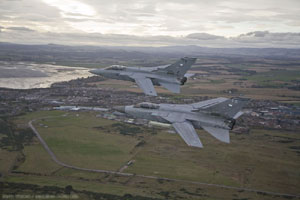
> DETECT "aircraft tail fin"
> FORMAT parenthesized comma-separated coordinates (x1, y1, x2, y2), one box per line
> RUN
(163, 57, 197, 77)
(204, 97, 249, 119)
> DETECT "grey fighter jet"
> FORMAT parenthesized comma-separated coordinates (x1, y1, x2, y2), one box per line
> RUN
(89, 57, 197, 96)
(114, 97, 248, 148)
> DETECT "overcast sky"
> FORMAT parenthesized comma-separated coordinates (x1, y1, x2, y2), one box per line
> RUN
(0, 0, 300, 47)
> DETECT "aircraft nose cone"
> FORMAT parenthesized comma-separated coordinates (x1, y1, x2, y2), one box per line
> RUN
(113, 106, 126, 113)
(89, 69, 98, 75)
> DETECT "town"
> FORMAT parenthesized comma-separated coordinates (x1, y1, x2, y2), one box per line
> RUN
(1, 76, 299, 133)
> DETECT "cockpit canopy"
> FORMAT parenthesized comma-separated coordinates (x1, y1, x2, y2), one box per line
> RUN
(105, 65, 125, 70)
(134, 102, 159, 109)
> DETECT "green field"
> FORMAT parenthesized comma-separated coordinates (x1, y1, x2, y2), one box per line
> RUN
(125, 129, 300, 194)
(22, 112, 142, 171)
(244, 70, 300, 88)
(246, 70, 300, 82)
(2, 110, 299, 199)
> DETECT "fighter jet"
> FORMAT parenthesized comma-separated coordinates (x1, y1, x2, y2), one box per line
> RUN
(89, 57, 197, 96)
(114, 97, 248, 148)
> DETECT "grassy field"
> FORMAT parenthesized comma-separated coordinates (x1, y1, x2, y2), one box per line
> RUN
(24, 112, 141, 171)
(125, 129, 300, 194)
(3, 110, 299, 199)
(17, 144, 61, 174)
(0, 149, 19, 174)
(5, 172, 293, 200)
(246, 70, 300, 82)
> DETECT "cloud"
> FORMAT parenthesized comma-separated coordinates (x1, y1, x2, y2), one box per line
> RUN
(186, 33, 225, 40)
(0, 0, 299, 47)
(242, 31, 270, 37)
(42, 0, 96, 16)
(6, 26, 35, 32)
(1, 27, 299, 48)
(1, 0, 300, 37)
(234, 31, 300, 46)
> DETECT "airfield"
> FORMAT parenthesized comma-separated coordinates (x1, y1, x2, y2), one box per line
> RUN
(1, 56, 300, 200)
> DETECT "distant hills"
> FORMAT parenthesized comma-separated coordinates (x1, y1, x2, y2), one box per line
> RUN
(0, 42, 299, 66)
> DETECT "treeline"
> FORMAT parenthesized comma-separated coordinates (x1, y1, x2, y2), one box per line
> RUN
(111, 123, 142, 136)
(2, 182, 162, 200)
(0, 118, 35, 151)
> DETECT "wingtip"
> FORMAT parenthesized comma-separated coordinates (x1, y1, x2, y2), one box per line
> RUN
(190, 144, 203, 148)
(190, 140, 204, 148)
(223, 138, 230, 144)
(146, 92, 157, 96)
(182, 57, 197, 62)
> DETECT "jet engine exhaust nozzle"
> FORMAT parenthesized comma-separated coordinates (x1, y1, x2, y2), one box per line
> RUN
(113, 106, 126, 113)
(226, 119, 236, 130)
(180, 77, 187, 85)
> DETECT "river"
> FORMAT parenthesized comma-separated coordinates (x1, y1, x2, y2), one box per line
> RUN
(0, 61, 92, 89)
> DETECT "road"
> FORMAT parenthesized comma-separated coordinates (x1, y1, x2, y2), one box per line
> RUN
(29, 118, 300, 199)
(29, 119, 133, 177)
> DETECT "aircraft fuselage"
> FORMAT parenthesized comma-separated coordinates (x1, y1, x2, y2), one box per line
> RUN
(123, 105, 235, 131)
(91, 67, 181, 86)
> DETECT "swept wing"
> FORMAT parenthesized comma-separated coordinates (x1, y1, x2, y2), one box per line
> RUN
(153, 112, 203, 148)
(131, 75, 157, 96)
(172, 121, 203, 148)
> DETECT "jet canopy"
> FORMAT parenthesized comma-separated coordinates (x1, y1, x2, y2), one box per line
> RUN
(134, 102, 159, 109)
(105, 65, 125, 70)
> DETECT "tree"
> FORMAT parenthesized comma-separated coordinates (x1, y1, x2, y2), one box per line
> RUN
(65, 185, 73, 194)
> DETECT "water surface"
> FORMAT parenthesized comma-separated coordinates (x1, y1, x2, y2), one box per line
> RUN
(0, 61, 92, 89)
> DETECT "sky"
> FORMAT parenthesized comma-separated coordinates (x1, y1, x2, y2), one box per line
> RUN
(0, 0, 300, 47)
